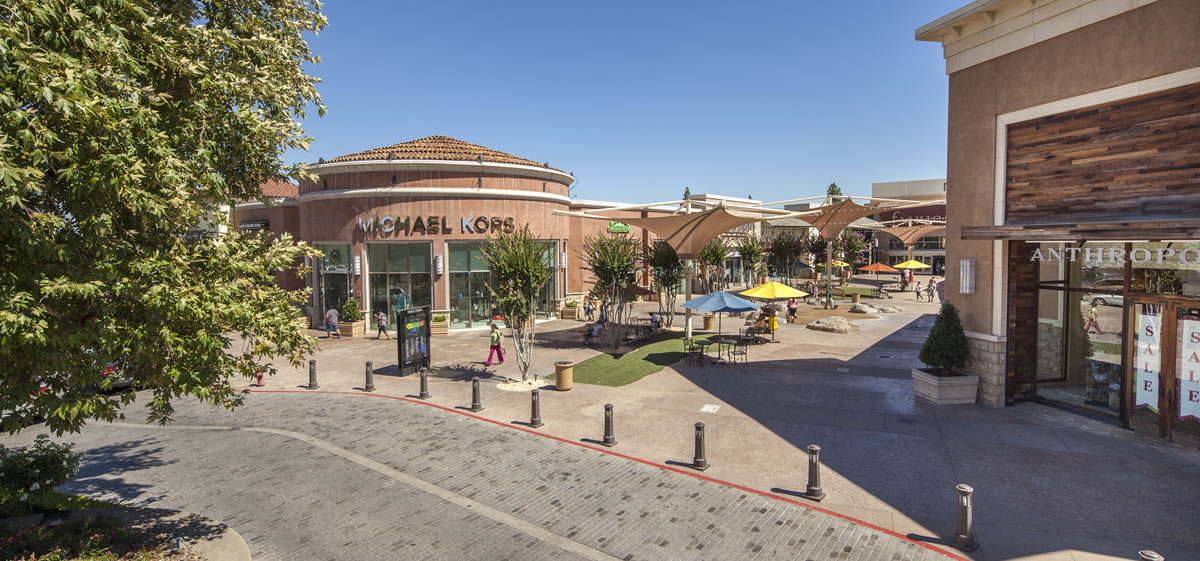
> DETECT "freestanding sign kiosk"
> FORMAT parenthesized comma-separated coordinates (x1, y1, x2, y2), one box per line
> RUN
(396, 306, 431, 376)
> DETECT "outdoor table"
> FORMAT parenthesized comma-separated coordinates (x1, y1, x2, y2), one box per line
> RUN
(713, 338, 739, 363)
(695, 339, 715, 360)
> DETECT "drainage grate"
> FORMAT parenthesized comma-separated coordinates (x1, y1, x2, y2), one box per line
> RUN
(836, 367, 849, 373)
(877, 355, 892, 359)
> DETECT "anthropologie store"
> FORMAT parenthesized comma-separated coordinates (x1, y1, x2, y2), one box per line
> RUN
(919, 0, 1200, 445)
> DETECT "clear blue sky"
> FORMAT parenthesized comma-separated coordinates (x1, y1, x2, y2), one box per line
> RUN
(285, 1, 965, 204)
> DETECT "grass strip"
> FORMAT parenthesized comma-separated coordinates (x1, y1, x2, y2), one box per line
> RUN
(550, 332, 719, 387)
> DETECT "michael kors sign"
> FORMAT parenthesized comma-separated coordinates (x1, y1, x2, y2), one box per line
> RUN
(358, 215, 515, 236)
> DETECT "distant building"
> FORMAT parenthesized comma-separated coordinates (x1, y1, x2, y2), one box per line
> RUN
(871, 179, 946, 272)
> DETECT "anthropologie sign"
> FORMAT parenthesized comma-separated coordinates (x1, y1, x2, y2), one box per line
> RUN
(357, 215, 515, 236)
(1030, 246, 1200, 265)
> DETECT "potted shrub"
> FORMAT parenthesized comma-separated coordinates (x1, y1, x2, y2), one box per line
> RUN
(339, 299, 366, 337)
(913, 302, 977, 405)
(430, 314, 450, 336)
(560, 301, 579, 320)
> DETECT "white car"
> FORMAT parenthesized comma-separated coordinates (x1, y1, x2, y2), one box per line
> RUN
(1082, 278, 1124, 307)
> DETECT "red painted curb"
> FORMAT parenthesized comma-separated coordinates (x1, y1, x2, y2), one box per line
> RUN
(249, 388, 971, 560)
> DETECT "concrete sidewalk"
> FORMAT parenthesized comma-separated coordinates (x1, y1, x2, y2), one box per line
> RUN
(255, 294, 1200, 560)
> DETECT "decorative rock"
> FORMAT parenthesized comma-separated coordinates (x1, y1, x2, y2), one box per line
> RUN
(875, 305, 900, 313)
(807, 316, 854, 334)
(850, 302, 900, 314)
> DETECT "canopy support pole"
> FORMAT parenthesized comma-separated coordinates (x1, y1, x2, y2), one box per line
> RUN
(824, 244, 834, 309)
(685, 259, 694, 340)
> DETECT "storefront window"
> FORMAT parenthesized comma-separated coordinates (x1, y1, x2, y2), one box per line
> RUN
(315, 243, 351, 326)
(448, 242, 492, 328)
(366, 243, 432, 329)
(1130, 242, 1200, 297)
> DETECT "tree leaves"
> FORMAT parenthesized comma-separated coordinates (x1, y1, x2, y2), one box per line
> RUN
(0, 0, 325, 434)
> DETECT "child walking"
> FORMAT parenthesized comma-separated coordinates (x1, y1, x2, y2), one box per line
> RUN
(914, 281, 924, 301)
(486, 324, 505, 366)
(375, 310, 390, 340)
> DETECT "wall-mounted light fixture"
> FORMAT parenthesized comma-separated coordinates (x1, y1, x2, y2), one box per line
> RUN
(352, 255, 361, 276)
(560, 253, 567, 269)
(959, 259, 976, 294)
(434, 255, 444, 275)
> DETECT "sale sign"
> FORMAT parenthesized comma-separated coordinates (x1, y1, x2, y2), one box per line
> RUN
(1179, 318, 1200, 421)
(1135, 313, 1161, 412)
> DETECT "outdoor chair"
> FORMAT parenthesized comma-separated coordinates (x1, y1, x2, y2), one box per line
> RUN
(729, 340, 749, 364)
(684, 337, 704, 367)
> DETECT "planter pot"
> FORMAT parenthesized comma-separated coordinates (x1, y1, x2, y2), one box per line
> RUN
(430, 320, 450, 337)
(912, 368, 979, 405)
(338, 321, 366, 337)
(560, 307, 579, 320)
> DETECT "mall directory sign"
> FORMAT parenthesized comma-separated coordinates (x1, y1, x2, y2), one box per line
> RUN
(397, 306, 430, 376)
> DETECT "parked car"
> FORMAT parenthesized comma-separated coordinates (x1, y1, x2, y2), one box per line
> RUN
(98, 358, 134, 391)
(1, 379, 48, 429)
(1082, 278, 1125, 307)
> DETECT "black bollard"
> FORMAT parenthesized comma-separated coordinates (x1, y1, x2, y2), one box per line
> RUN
(803, 445, 825, 502)
(691, 422, 709, 471)
(418, 369, 431, 400)
(364, 361, 375, 392)
(529, 389, 544, 428)
(307, 359, 319, 390)
(954, 484, 979, 552)
(1138, 551, 1164, 561)
(600, 403, 617, 447)
(469, 377, 483, 412)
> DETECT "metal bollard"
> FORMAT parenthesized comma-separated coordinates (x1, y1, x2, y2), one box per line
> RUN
(417, 369, 431, 400)
(954, 484, 979, 552)
(469, 377, 483, 412)
(600, 403, 617, 447)
(1138, 551, 1164, 561)
(529, 389, 544, 428)
(307, 360, 319, 390)
(802, 445, 825, 502)
(691, 422, 709, 471)
(364, 361, 375, 392)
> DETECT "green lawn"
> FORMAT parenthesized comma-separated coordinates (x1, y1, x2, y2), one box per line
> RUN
(549, 332, 717, 387)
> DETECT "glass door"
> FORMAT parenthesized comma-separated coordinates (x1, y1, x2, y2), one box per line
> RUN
(1171, 305, 1200, 447)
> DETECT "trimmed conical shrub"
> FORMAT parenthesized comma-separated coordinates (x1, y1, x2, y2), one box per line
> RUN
(919, 302, 970, 375)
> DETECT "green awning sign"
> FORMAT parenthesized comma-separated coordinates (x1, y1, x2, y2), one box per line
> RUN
(607, 221, 631, 233)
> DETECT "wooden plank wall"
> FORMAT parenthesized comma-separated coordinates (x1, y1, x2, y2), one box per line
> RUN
(1006, 83, 1200, 225)
(1007, 241, 1038, 403)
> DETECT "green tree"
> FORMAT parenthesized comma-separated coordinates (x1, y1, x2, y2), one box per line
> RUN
(766, 232, 805, 284)
(645, 241, 683, 327)
(827, 182, 844, 202)
(734, 236, 767, 284)
(483, 225, 552, 380)
(835, 230, 869, 269)
(683, 186, 691, 200)
(0, 0, 326, 434)
(580, 233, 640, 348)
(698, 239, 730, 293)
(919, 303, 970, 374)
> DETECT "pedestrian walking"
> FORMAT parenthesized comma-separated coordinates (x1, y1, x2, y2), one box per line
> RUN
(925, 281, 935, 303)
(375, 309, 390, 340)
(325, 306, 341, 339)
(486, 323, 505, 366)
(914, 281, 923, 302)
(786, 297, 797, 321)
(1084, 304, 1104, 334)
(584, 294, 596, 321)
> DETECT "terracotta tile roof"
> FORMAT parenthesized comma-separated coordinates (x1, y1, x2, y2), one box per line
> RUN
(259, 179, 299, 198)
(325, 135, 563, 172)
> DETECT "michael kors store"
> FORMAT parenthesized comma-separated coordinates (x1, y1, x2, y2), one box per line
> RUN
(234, 136, 582, 331)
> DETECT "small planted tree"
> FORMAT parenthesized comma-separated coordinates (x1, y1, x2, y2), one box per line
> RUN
(483, 225, 552, 380)
(342, 299, 362, 323)
(646, 241, 684, 327)
(835, 230, 869, 269)
(698, 239, 729, 293)
(919, 302, 970, 376)
(581, 233, 640, 348)
(735, 236, 767, 284)
(767, 232, 805, 285)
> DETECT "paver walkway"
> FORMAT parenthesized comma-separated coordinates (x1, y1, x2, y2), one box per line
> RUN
(5, 392, 961, 561)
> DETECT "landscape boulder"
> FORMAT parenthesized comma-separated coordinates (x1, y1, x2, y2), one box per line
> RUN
(850, 302, 900, 314)
(807, 315, 854, 334)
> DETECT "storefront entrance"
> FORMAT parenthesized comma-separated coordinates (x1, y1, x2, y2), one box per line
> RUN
(448, 242, 493, 328)
(1128, 296, 1200, 447)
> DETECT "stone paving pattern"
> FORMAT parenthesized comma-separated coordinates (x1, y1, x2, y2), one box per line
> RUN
(12, 392, 954, 561)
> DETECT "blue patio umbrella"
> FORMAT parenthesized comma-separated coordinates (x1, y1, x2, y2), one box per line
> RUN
(792, 261, 812, 269)
(682, 291, 759, 337)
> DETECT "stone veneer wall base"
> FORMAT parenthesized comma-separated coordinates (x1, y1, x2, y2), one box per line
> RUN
(964, 334, 1007, 407)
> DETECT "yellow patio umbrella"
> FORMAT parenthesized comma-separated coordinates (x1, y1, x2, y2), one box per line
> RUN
(893, 260, 932, 269)
(814, 260, 850, 268)
(740, 281, 809, 300)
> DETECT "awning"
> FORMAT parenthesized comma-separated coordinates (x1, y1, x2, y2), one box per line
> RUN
(961, 219, 1200, 241)
(613, 206, 765, 260)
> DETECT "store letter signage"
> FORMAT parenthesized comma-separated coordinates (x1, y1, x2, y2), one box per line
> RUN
(1031, 246, 1200, 265)
(1135, 313, 1161, 412)
(607, 221, 631, 233)
(357, 215, 514, 237)
(1181, 319, 1200, 420)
